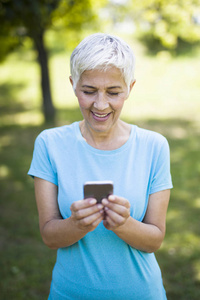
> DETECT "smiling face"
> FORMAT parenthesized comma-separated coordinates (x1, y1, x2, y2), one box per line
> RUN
(70, 67, 134, 137)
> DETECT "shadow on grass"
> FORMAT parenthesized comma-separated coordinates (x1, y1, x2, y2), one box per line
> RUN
(0, 107, 200, 299)
(0, 82, 28, 115)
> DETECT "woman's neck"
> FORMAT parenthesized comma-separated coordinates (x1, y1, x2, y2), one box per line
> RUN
(79, 120, 131, 150)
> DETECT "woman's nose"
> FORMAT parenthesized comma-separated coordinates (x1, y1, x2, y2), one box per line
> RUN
(93, 93, 109, 110)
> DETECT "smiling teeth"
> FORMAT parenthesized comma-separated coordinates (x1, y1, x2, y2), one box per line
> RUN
(94, 113, 109, 118)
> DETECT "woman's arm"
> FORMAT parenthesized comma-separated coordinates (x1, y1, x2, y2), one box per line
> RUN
(34, 177, 104, 249)
(102, 190, 170, 253)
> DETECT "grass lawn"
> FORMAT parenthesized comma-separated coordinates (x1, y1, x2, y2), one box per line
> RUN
(0, 33, 200, 299)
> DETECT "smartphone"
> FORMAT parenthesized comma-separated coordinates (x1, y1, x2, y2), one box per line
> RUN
(84, 181, 113, 203)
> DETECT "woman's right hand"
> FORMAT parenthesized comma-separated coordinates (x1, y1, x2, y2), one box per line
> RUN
(70, 198, 104, 232)
(34, 178, 104, 249)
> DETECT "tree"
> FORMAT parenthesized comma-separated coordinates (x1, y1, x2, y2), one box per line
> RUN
(0, 0, 98, 122)
(107, 0, 200, 52)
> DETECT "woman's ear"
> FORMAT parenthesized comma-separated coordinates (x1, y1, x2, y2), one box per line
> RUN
(69, 76, 73, 87)
(69, 76, 76, 95)
(125, 79, 136, 100)
(129, 79, 136, 93)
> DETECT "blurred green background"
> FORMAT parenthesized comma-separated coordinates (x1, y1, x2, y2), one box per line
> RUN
(0, 1, 200, 299)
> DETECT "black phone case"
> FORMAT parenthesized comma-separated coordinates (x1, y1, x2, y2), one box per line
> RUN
(84, 182, 113, 203)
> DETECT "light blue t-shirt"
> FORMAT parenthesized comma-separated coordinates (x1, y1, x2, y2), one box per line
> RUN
(28, 121, 173, 300)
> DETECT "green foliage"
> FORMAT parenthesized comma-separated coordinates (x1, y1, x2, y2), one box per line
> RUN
(0, 0, 101, 61)
(108, 0, 200, 52)
(0, 0, 60, 34)
(54, 0, 95, 28)
(135, 0, 200, 50)
(0, 0, 61, 61)
(51, 0, 100, 50)
(0, 34, 20, 62)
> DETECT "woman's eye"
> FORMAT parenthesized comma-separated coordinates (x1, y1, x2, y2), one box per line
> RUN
(108, 92, 119, 96)
(83, 91, 95, 95)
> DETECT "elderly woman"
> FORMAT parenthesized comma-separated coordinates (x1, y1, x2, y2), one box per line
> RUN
(28, 33, 173, 299)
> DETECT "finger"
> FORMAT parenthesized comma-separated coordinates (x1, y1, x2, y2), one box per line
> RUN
(79, 210, 104, 227)
(103, 219, 110, 230)
(108, 195, 130, 208)
(103, 214, 122, 230)
(103, 200, 129, 217)
(73, 203, 104, 220)
(104, 215, 116, 229)
(105, 208, 125, 225)
(71, 198, 97, 212)
(91, 214, 104, 228)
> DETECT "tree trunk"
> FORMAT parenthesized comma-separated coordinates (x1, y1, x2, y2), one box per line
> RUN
(33, 31, 55, 122)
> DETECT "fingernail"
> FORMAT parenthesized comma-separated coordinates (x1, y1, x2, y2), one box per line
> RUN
(108, 195, 115, 201)
(102, 198, 108, 205)
(89, 199, 96, 204)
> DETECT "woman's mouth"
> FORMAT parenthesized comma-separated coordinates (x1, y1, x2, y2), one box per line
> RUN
(91, 111, 112, 121)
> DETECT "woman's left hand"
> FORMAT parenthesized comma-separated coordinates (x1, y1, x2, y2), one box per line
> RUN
(102, 195, 130, 230)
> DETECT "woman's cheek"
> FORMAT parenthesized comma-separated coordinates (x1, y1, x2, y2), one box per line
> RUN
(78, 95, 93, 109)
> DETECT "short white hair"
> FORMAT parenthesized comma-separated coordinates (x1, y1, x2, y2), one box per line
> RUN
(70, 33, 135, 91)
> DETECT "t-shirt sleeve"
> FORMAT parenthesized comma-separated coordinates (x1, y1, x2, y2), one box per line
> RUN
(149, 137, 173, 194)
(28, 132, 58, 185)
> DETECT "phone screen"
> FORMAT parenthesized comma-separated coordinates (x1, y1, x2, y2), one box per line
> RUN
(84, 181, 113, 203)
